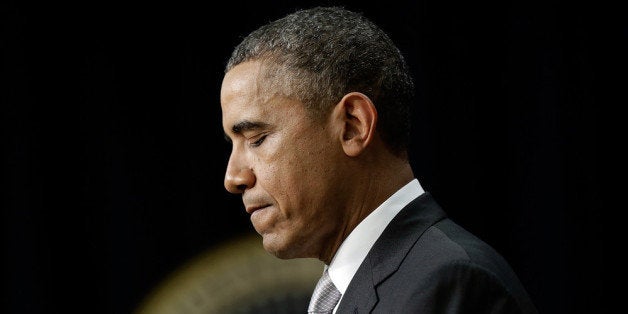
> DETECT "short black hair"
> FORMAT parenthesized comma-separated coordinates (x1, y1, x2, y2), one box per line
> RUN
(226, 6, 415, 155)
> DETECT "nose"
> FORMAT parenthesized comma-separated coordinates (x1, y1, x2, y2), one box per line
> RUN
(224, 150, 256, 194)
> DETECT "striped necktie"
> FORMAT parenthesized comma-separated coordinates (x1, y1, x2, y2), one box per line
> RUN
(307, 268, 342, 313)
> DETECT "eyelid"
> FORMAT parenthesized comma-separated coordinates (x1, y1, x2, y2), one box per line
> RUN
(248, 133, 268, 147)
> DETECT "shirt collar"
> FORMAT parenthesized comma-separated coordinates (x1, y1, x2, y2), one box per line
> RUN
(327, 178, 425, 295)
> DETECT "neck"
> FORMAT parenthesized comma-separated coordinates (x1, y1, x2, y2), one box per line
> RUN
(318, 153, 415, 264)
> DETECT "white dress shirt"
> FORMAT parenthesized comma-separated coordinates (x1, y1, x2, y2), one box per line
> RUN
(326, 178, 425, 313)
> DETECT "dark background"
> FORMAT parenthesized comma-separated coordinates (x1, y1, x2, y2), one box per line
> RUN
(2, 0, 603, 313)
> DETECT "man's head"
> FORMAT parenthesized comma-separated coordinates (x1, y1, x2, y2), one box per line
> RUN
(221, 6, 416, 263)
(225, 6, 415, 155)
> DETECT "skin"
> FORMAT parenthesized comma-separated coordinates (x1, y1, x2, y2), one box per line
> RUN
(221, 60, 414, 264)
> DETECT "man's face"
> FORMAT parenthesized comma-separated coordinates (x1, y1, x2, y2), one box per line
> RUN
(221, 61, 347, 260)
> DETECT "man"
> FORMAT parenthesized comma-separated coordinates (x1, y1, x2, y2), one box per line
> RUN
(220, 6, 538, 314)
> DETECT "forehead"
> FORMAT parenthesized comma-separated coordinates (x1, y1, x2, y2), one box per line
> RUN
(221, 61, 264, 106)
(220, 61, 305, 131)
(222, 62, 267, 119)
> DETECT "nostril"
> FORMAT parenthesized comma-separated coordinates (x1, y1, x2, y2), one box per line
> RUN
(237, 184, 247, 191)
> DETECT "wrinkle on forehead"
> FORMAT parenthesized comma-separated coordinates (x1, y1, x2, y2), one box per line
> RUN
(221, 61, 264, 106)
(250, 60, 298, 104)
(223, 61, 298, 113)
(221, 60, 324, 132)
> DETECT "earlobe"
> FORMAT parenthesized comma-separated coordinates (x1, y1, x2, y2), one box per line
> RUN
(335, 92, 378, 157)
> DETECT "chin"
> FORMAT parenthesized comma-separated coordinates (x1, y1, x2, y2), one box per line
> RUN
(261, 233, 309, 260)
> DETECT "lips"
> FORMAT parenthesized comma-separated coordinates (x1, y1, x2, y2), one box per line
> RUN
(245, 204, 270, 214)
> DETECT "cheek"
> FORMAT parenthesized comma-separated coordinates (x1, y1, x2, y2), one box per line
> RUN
(256, 129, 337, 215)
(258, 154, 314, 218)
(255, 155, 294, 203)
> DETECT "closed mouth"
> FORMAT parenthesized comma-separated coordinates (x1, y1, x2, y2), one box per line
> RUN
(245, 204, 270, 214)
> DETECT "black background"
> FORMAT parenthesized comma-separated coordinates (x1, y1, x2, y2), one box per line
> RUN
(2, 0, 603, 313)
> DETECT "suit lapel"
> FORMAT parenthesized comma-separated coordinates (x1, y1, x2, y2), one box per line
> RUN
(336, 192, 447, 313)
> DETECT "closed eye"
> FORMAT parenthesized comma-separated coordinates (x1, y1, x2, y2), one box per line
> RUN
(250, 134, 267, 148)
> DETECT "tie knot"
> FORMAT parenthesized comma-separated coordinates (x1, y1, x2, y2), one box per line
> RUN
(308, 269, 342, 313)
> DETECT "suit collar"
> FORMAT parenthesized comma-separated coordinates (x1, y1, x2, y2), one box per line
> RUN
(336, 192, 447, 313)
(369, 192, 446, 284)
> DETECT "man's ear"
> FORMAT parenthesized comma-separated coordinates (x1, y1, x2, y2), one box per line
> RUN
(332, 92, 378, 157)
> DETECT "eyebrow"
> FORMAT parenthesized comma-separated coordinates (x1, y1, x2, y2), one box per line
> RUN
(224, 120, 270, 142)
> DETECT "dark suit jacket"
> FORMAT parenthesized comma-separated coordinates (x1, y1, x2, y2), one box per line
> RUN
(335, 192, 538, 314)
